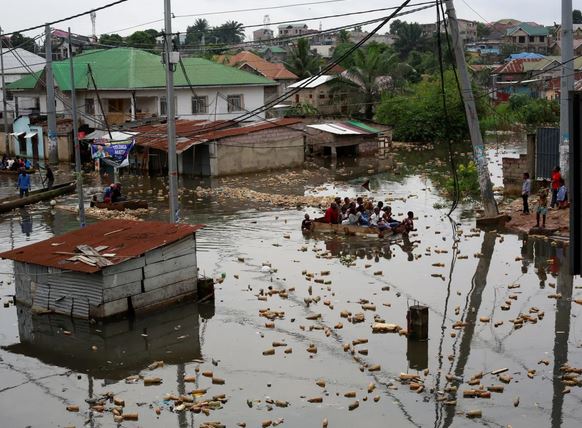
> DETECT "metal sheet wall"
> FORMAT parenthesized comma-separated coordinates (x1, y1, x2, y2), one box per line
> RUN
(536, 127, 560, 179)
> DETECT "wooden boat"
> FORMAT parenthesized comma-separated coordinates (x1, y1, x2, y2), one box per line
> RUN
(0, 168, 37, 175)
(0, 181, 76, 213)
(90, 200, 148, 211)
(310, 221, 397, 237)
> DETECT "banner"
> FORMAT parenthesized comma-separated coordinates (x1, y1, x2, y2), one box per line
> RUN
(91, 138, 134, 168)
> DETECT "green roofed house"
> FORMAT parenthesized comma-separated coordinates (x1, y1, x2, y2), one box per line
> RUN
(7, 47, 277, 128)
(503, 22, 549, 55)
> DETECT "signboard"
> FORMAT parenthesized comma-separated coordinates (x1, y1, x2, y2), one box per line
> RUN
(91, 138, 134, 168)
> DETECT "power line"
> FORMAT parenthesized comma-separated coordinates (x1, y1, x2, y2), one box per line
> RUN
(3, 0, 130, 36)
(102, 0, 347, 35)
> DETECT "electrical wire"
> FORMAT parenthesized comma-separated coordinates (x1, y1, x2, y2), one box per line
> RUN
(2, 0, 130, 37)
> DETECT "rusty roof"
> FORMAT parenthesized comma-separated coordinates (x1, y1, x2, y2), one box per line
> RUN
(220, 51, 298, 81)
(132, 120, 233, 153)
(0, 220, 204, 274)
(133, 118, 302, 152)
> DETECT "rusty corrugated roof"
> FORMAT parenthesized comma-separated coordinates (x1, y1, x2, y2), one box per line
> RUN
(0, 220, 204, 274)
(133, 118, 302, 152)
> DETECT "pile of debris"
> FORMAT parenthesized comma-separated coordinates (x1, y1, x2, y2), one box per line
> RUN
(57, 205, 150, 221)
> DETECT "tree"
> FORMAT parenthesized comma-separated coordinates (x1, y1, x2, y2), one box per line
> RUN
(476, 22, 491, 39)
(185, 18, 210, 46)
(375, 70, 488, 142)
(574, 9, 582, 24)
(285, 38, 321, 79)
(9, 32, 37, 53)
(214, 21, 245, 44)
(337, 29, 351, 44)
(393, 22, 429, 59)
(389, 19, 404, 35)
(331, 43, 411, 119)
(99, 33, 124, 46)
(125, 31, 157, 49)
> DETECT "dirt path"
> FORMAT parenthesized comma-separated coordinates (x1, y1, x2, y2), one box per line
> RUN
(503, 198, 569, 238)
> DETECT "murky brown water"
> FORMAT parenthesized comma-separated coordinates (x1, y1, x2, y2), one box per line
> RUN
(0, 138, 581, 427)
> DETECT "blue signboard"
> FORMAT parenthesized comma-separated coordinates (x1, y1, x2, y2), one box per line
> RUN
(91, 139, 134, 167)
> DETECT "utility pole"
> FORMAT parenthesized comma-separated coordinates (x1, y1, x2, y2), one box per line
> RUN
(561, 0, 574, 183)
(164, 0, 179, 223)
(68, 28, 85, 228)
(444, 0, 498, 217)
(45, 24, 58, 164)
(1, 27, 10, 154)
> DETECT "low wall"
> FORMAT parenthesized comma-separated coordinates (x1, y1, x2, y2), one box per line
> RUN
(215, 127, 304, 176)
(502, 155, 528, 195)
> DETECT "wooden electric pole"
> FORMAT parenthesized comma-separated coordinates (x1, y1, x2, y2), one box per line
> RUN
(444, 0, 498, 218)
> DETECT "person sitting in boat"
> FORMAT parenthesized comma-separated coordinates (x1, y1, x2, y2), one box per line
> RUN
(376, 201, 384, 211)
(382, 206, 401, 229)
(103, 186, 113, 203)
(356, 197, 364, 211)
(370, 207, 382, 226)
(341, 197, 351, 214)
(323, 202, 340, 224)
(111, 183, 126, 203)
(16, 169, 31, 198)
(10, 157, 20, 171)
(342, 203, 361, 225)
(301, 213, 313, 232)
(358, 205, 370, 226)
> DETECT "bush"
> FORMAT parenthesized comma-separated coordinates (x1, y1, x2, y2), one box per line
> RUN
(375, 70, 488, 142)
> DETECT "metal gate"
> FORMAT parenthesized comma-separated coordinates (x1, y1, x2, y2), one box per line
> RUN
(535, 127, 560, 179)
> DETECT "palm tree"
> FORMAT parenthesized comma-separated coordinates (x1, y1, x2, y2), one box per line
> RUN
(185, 18, 210, 46)
(285, 38, 321, 79)
(214, 21, 245, 44)
(331, 44, 412, 118)
(393, 22, 428, 59)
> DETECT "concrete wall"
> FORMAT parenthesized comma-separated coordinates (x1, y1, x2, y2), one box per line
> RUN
(502, 154, 529, 195)
(212, 127, 304, 176)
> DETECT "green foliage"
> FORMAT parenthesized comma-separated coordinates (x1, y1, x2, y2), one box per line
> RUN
(444, 161, 480, 198)
(99, 33, 123, 46)
(393, 22, 429, 59)
(375, 70, 487, 142)
(8, 32, 37, 53)
(476, 22, 491, 39)
(125, 31, 157, 49)
(285, 38, 321, 79)
(285, 102, 319, 116)
(214, 21, 246, 44)
(481, 95, 560, 133)
(574, 9, 582, 24)
(185, 18, 210, 46)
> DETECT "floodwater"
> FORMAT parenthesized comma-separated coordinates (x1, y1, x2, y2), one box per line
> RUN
(0, 138, 581, 427)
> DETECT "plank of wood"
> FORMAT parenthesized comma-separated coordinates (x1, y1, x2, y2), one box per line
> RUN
(143, 253, 197, 279)
(102, 268, 144, 288)
(131, 279, 197, 310)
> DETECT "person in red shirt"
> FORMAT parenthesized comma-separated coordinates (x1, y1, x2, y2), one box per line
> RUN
(324, 202, 340, 224)
(550, 166, 561, 208)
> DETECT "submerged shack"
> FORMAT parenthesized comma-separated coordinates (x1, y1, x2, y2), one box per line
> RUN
(0, 219, 204, 319)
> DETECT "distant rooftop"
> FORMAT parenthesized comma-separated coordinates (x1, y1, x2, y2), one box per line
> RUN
(288, 75, 336, 89)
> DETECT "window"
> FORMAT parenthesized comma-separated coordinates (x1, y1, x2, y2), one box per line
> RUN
(160, 96, 177, 116)
(191, 96, 208, 114)
(539, 36, 545, 43)
(518, 36, 526, 43)
(227, 95, 244, 112)
(160, 96, 167, 116)
(319, 93, 326, 99)
(529, 36, 535, 43)
(85, 98, 95, 115)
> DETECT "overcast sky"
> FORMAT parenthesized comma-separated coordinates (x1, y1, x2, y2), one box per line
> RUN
(1, 0, 573, 40)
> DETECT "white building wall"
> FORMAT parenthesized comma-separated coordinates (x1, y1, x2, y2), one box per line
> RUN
(15, 84, 269, 127)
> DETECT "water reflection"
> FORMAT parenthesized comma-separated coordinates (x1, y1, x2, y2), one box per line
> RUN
(313, 234, 419, 263)
(4, 301, 212, 380)
(18, 209, 32, 238)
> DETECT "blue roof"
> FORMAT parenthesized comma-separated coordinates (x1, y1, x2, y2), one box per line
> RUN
(506, 52, 546, 61)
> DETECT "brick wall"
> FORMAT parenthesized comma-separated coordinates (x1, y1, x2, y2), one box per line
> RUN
(502, 154, 529, 195)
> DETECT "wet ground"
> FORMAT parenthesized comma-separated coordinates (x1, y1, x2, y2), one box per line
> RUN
(0, 137, 581, 427)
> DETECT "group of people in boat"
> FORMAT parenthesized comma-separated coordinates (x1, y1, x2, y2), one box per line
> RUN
(303, 196, 415, 235)
(1, 155, 32, 171)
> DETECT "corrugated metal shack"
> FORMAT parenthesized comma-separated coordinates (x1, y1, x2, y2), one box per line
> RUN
(0, 220, 204, 319)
